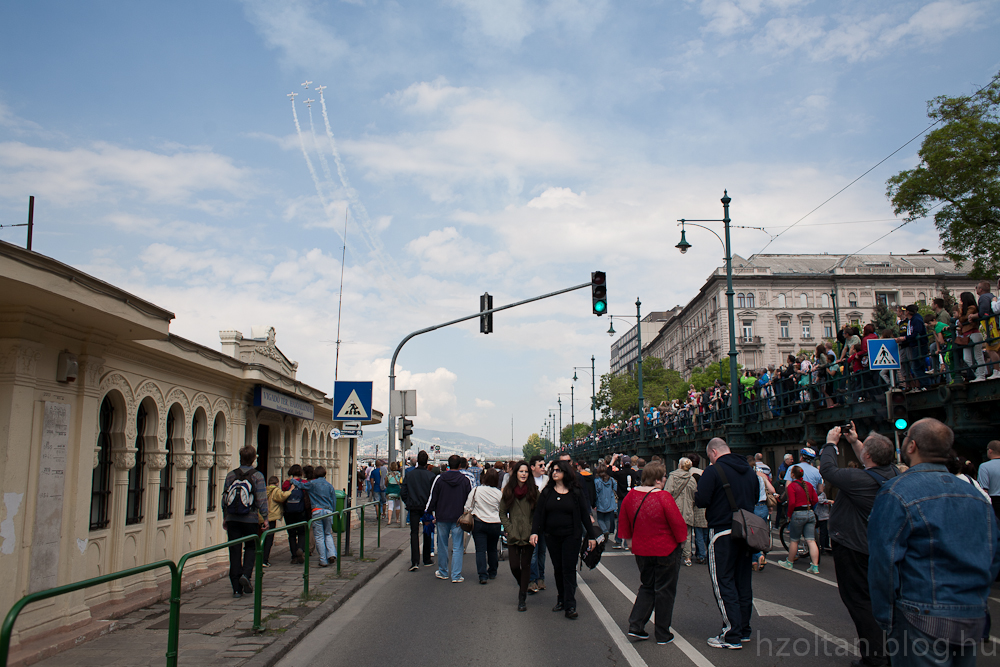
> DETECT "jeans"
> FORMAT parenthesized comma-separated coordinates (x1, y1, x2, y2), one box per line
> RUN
(788, 509, 816, 542)
(508, 543, 535, 595)
(751, 502, 770, 562)
(708, 528, 753, 644)
(596, 511, 616, 536)
(530, 532, 547, 581)
(311, 511, 336, 565)
(436, 521, 464, 581)
(628, 547, 682, 643)
(472, 518, 501, 581)
(615, 497, 626, 545)
(888, 611, 978, 667)
(693, 526, 709, 561)
(409, 509, 433, 566)
(226, 521, 259, 593)
(832, 541, 888, 666)
(962, 333, 986, 380)
(547, 533, 582, 609)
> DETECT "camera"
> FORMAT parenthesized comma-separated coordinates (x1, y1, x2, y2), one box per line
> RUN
(841, 422, 854, 432)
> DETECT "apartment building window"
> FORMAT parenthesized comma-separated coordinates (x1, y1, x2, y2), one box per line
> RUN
(776, 293, 786, 308)
(802, 322, 812, 338)
(824, 322, 833, 338)
(90, 397, 114, 531)
(876, 291, 897, 307)
(849, 292, 858, 307)
(779, 320, 790, 338)
(159, 410, 175, 521)
(184, 415, 198, 516)
(799, 293, 808, 308)
(742, 321, 753, 339)
(737, 293, 745, 308)
(821, 293, 830, 308)
(746, 293, 755, 308)
(126, 403, 147, 525)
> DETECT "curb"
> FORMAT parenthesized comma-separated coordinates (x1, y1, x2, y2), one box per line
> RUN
(243, 546, 404, 667)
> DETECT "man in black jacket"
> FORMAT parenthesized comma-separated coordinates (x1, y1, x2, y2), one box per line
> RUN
(820, 423, 897, 667)
(695, 438, 757, 650)
(400, 450, 436, 572)
(426, 454, 472, 582)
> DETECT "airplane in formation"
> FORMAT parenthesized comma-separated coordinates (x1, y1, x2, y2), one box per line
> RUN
(301, 80, 312, 89)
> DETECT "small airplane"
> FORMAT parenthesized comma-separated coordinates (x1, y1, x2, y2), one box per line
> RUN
(314, 84, 327, 94)
(301, 80, 312, 89)
(304, 98, 315, 107)
(287, 92, 298, 100)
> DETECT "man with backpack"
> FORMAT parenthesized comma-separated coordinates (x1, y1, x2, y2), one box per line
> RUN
(222, 445, 269, 598)
(821, 423, 898, 667)
(281, 464, 311, 564)
(400, 450, 436, 571)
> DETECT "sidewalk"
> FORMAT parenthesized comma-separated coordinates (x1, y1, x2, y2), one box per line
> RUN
(17, 513, 409, 667)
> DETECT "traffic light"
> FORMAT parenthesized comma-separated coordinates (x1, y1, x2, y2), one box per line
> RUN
(399, 418, 414, 442)
(480, 292, 493, 334)
(591, 271, 607, 316)
(886, 389, 908, 431)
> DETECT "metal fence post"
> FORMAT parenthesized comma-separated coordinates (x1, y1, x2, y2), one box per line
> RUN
(360, 506, 365, 560)
(377, 506, 381, 548)
(252, 535, 263, 632)
(336, 511, 343, 575)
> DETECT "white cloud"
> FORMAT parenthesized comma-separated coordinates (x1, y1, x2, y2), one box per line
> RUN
(526, 187, 587, 209)
(404, 227, 511, 276)
(446, 0, 609, 47)
(239, 0, 349, 69)
(475, 398, 495, 408)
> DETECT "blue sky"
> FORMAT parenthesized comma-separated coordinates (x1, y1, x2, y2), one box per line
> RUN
(1, 0, 997, 449)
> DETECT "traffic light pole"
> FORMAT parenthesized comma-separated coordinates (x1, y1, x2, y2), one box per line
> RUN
(387, 281, 592, 464)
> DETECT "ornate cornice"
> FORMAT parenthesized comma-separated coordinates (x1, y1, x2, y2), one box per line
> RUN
(112, 450, 136, 470)
(145, 452, 167, 471)
(174, 454, 193, 471)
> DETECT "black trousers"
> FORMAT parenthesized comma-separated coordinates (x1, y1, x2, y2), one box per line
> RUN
(628, 548, 682, 642)
(226, 521, 259, 593)
(409, 510, 432, 566)
(472, 518, 501, 580)
(708, 528, 753, 644)
(508, 543, 535, 594)
(285, 512, 307, 559)
(546, 533, 582, 609)
(832, 541, 888, 666)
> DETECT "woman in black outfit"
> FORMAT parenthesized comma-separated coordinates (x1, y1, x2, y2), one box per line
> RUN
(530, 460, 599, 619)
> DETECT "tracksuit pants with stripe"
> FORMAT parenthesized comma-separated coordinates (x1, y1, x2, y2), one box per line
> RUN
(708, 528, 753, 644)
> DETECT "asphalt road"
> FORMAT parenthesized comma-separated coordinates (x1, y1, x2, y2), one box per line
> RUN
(278, 538, 1000, 667)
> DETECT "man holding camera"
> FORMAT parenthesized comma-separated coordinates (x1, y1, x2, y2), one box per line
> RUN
(820, 422, 898, 667)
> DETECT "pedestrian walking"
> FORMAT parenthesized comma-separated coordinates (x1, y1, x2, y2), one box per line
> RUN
(466, 468, 503, 584)
(289, 466, 338, 568)
(530, 460, 600, 620)
(527, 454, 549, 593)
(618, 461, 688, 645)
(776, 465, 820, 574)
(869, 418, 1000, 666)
(978, 439, 1000, 520)
(221, 445, 269, 598)
(281, 464, 311, 564)
(499, 460, 538, 611)
(400, 450, 435, 571)
(594, 464, 618, 539)
(385, 461, 403, 526)
(664, 457, 698, 567)
(426, 454, 472, 582)
(695, 438, 757, 650)
(262, 475, 291, 567)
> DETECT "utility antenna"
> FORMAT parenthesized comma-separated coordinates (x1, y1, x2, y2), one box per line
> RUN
(334, 209, 349, 382)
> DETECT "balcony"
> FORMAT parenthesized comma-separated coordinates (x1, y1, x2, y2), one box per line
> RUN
(738, 336, 764, 346)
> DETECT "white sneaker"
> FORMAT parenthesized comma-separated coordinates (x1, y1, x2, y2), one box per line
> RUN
(435, 571, 448, 580)
(707, 635, 742, 650)
(972, 376, 987, 383)
(990, 371, 1000, 380)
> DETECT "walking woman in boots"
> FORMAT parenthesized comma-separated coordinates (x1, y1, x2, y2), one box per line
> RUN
(499, 460, 538, 611)
(530, 460, 600, 619)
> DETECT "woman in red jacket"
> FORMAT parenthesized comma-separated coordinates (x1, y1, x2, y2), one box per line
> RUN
(777, 465, 820, 574)
(618, 461, 689, 645)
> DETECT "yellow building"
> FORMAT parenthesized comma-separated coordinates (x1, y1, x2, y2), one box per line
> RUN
(0, 239, 379, 651)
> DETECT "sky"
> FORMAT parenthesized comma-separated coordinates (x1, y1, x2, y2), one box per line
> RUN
(1, 0, 997, 449)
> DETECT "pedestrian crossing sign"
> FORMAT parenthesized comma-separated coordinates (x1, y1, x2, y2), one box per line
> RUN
(867, 338, 900, 370)
(333, 381, 373, 420)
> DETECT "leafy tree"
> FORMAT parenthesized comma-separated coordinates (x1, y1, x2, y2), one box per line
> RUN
(560, 422, 592, 443)
(886, 72, 1000, 278)
(871, 303, 898, 336)
(522, 433, 543, 460)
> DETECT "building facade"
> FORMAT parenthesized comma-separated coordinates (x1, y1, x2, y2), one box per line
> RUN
(609, 310, 679, 376)
(646, 253, 970, 376)
(0, 240, 379, 651)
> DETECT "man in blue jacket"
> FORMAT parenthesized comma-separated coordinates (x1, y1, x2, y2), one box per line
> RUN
(695, 438, 758, 650)
(426, 454, 471, 583)
(869, 418, 1000, 666)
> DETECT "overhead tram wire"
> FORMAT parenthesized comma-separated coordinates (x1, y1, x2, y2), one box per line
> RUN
(737, 74, 1000, 273)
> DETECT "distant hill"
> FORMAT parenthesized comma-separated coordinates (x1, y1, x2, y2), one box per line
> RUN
(358, 428, 515, 460)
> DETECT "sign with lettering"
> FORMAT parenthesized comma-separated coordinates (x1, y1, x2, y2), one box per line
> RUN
(253, 385, 315, 420)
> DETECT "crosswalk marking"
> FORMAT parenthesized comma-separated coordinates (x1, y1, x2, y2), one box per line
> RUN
(764, 559, 839, 587)
(577, 578, 649, 667)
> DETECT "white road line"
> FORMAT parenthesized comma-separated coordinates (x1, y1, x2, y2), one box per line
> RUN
(764, 559, 839, 587)
(990, 596, 1000, 604)
(577, 578, 649, 667)
(594, 563, 717, 667)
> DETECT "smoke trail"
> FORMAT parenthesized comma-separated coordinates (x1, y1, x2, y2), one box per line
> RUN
(307, 104, 335, 185)
(291, 98, 348, 249)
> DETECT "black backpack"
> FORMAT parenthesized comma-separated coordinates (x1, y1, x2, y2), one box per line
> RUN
(224, 468, 255, 515)
(285, 485, 305, 513)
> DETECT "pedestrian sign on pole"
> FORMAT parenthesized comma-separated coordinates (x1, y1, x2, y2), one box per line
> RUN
(867, 338, 901, 370)
(333, 381, 373, 420)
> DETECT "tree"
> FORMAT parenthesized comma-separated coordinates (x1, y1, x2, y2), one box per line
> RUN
(522, 433, 543, 460)
(886, 72, 1000, 278)
(561, 422, 591, 443)
(599, 357, 687, 419)
(871, 303, 898, 336)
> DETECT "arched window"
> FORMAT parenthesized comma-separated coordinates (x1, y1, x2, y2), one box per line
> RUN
(737, 293, 745, 308)
(746, 293, 755, 308)
(126, 403, 147, 525)
(918, 292, 927, 303)
(799, 293, 808, 308)
(159, 410, 175, 520)
(207, 417, 221, 512)
(777, 293, 786, 308)
(185, 413, 198, 516)
(90, 396, 114, 531)
(821, 293, 830, 308)
(848, 292, 858, 307)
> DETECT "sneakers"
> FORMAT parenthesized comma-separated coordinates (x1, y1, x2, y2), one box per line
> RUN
(657, 633, 675, 645)
(452, 576, 464, 583)
(262, 562, 271, 568)
(707, 635, 742, 650)
(627, 629, 649, 640)
(684, 558, 692, 567)
(232, 591, 242, 599)
(527, 581, 538, 594)
(806, 564, 820, 575)
(777, 559, 794, 570)
(435, 571, 449, 580)
(239, 574, 253, 594)
(536, 579, 546, 590)
(408, 564, 420, 572)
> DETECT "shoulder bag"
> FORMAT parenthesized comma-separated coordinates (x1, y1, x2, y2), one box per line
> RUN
(458, 488, 478, 532)
(715, 465, 772, 553)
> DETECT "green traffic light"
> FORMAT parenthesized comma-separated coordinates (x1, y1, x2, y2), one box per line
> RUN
(594, 300, 607, 313)
(894, 418, 908, 430)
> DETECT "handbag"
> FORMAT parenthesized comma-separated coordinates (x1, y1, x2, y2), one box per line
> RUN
(715, 465, 772, 553)
(458, 488, 477, 532)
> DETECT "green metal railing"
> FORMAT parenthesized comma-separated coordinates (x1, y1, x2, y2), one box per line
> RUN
(0, 560, 178, 667)
(0, 493, 388, 666)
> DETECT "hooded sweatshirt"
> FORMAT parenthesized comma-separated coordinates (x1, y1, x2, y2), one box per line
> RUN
(426, 469, 472, 522)
(694, 453, 757, 529)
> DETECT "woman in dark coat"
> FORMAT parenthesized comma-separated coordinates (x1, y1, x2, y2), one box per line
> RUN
(530, 460, 599, 619)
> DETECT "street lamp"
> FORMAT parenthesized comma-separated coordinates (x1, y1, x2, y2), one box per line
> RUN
(607, 298, 646, 438)
(573, 355, 598, 448)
